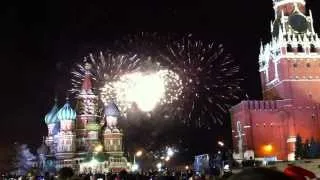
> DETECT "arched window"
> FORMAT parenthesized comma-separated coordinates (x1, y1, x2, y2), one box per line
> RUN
(298, 44, 304, 52)
(287, 44, 293, 52)
(310, 44, 317, 53)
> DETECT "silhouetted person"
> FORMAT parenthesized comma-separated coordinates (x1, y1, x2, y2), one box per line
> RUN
(228, 167, 292, 180)
(57, 167, 74, 180)
(119, 170, 128, 180)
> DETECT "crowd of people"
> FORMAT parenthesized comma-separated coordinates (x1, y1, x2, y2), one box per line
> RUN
(1, 163, 319, 180)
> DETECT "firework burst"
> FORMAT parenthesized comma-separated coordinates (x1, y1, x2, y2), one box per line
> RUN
(71, 51, 183, 115)
(70, 33, 242, 127)
(100, 67, 182, 114)
(161, 34, 242, 127)
(70, 52, 142, 94)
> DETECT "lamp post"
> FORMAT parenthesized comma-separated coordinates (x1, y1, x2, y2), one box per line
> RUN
(133, 150, 143, 164)
(235, 121, 251, 159)
(132, 150, 143, 172)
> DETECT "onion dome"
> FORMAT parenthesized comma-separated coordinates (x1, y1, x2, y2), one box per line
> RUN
(37, 143, 49, 155)
(44, 98, 59, 124)
(104, 127, 112, 134)
(37, 137, 49, 155)
(57, 98, 77, 121)
(112, 128, 120, 133)
(104, 102, 120, 117)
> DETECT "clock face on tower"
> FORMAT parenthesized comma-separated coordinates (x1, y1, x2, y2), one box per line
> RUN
(288, 14, 308, 33)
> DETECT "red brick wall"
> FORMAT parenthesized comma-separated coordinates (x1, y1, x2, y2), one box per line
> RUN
(231, 100, 320, 160)
(263, 58, 320, 103)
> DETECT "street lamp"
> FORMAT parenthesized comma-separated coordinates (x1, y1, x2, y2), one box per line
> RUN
(218, 141, 224, 147)
(94, 144, 103, 153)
(133, 150, 143, 170)
(156, 162, 162, 171)
(135, 150, 143, 157)
(234, 121, 251, 159)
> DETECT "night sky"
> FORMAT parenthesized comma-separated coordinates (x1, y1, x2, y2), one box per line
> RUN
(1, 0, 320, 160)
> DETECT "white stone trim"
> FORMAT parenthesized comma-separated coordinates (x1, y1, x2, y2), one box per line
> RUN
(287, 136, 296, 143)
(265, 79, 320, 92)
(266, 78, 280, 87)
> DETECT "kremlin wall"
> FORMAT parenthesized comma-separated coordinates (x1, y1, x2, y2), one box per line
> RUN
(230, 0, 320, 161)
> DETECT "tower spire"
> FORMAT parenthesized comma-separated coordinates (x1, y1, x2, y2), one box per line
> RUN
(81, 58, 93, 94)
(54, 95, 58, 104)
(278, 24, 284, 41)
(309, 10, 315, 34)
(260, 40, 264, 54)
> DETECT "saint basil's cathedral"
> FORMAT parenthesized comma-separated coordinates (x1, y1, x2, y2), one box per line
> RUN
(38, 63, 130, 174)
(231, 0, 320, 161)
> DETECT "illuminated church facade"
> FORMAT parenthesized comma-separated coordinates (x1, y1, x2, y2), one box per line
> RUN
(40, 63, 130, 174)
(231, 0, 320, 161)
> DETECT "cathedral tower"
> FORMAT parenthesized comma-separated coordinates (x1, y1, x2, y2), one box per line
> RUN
(55, 98, 77, 160)
(44, 98, 60, 154)
(259, 0, 320, 103)
(102, 102, 129, 172)
(103, 102, 123, 156)
(75, 61, 100, 152)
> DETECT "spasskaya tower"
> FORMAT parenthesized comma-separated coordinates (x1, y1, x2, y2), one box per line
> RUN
(231, 0, 320, 161)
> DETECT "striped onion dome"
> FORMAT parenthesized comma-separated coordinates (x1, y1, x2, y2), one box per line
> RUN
(57, 98, 76, 121)
(37, 142, 48, 155)
(44, 98, 59, 124)
(104, 102, 120, 117)
(104, 128, 112, 134)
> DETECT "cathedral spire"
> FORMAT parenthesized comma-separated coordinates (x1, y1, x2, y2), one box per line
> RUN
(278, 24, 284, 41)
(260, 41, 264, 54)
(81, 58, 93, 94)
(54, 95, 58, 104)
(309, 10, 315, 34)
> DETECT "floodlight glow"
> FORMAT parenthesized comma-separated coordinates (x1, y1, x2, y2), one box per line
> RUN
(165, 156, 170, 161)
(218, 141, 224, 147)
(94, 144, 103, 153)
(156, 162, 162, 170)
(88, 158, 99, 167)
(167, 147, 174, 157)
(132, 164, 139, 171)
